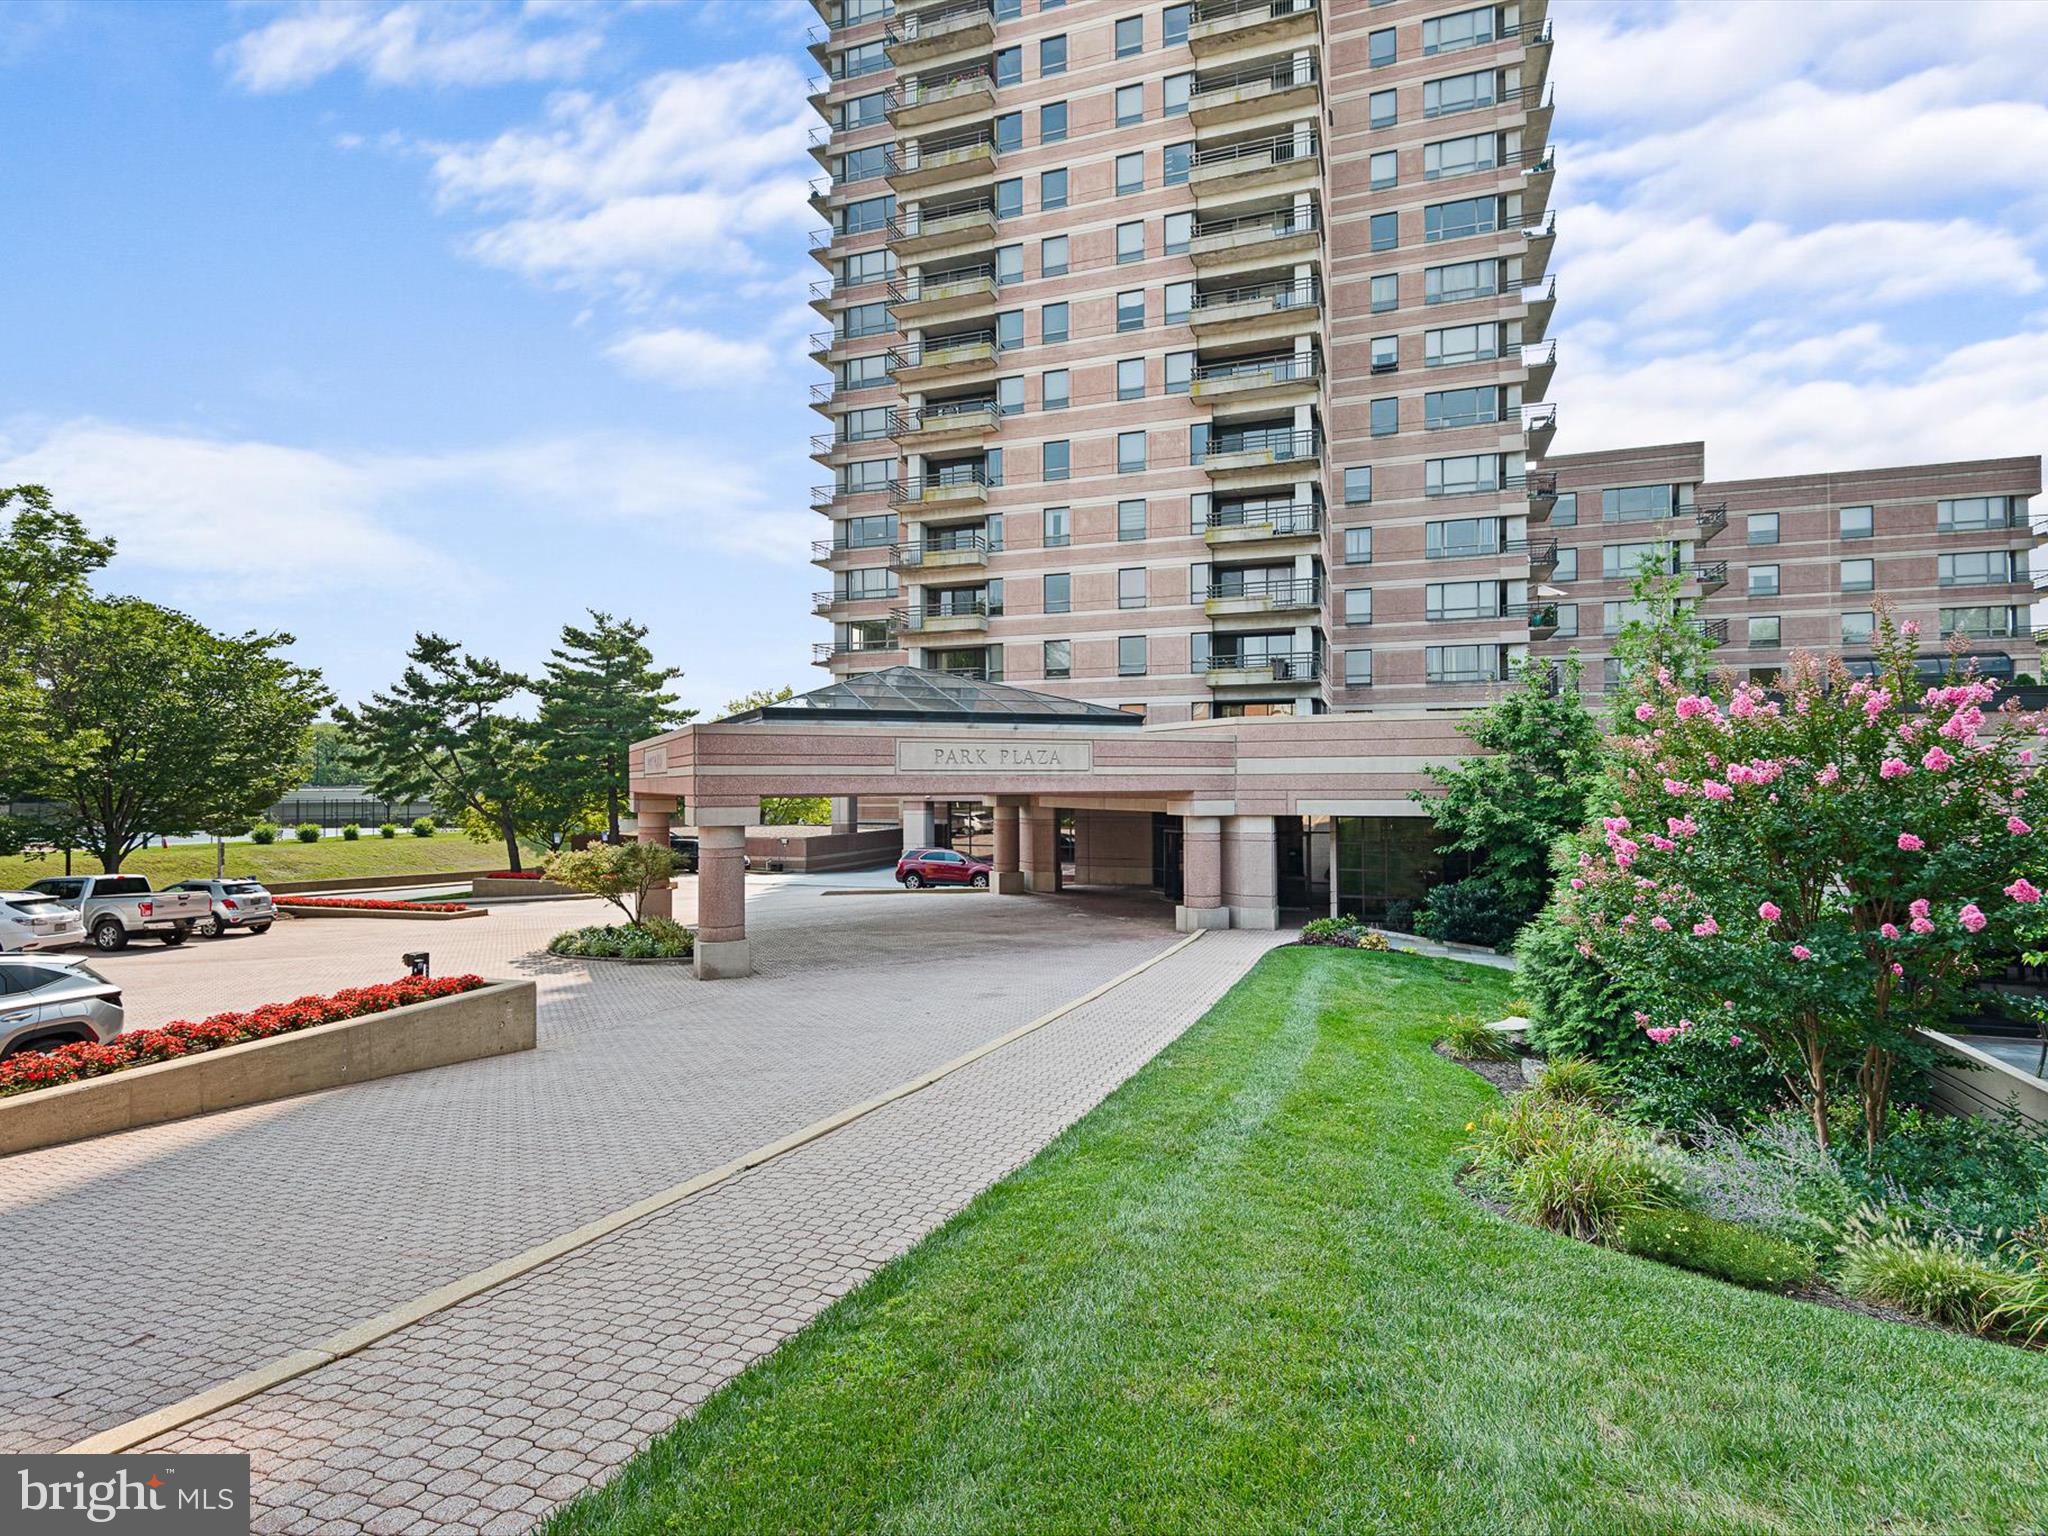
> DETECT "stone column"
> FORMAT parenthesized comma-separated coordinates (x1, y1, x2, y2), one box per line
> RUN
(694, 820, 751, 980)
(991, 800, 1025, 894)
(899, 798, 934, 853)
(830, 796, 859, 833)
(1021, 806, 1060, 893)
(634, 798, 675, 921)
(1222, 814, 1280, 930)
(1177, 815, 1228, 931)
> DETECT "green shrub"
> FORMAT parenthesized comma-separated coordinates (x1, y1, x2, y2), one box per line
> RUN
(294, 822, 321, 843)
(1468, 1099, 1681, 1241)
(1415, 876, 1522, 949)
(1441, 1012, 1515, 1062)
(1613, 1209, 1818, 1292)
(1382, 898, 1418, 934)
(411, 816, 436, 838)
(1840, 1107, 2048, 1244)
(1516, 903, 1640, 1059)
(248, 821, 278, 845)
(1986, 1222, 2048, 1346)
(1611, 1025, 1790, 1137)
(1837, 1209, 2018, 1333)
(1526, 1054, 1619, 1110)
(547, 916, 695, 959)
(340, 822, 360, 841)
(1300, 916, 1360, 946)
(378, 822, 398, 838)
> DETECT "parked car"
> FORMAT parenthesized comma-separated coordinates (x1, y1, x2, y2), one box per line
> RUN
(896, 848, 993, 888)
(667, 835, 750, 873)
(25, 875, 211, 951)
(165, 878, 276, 938)
(0, 957, 124, 1058)
(0, 891, 87, 954)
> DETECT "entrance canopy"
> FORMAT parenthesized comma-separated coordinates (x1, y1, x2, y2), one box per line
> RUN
(721, 667, 1145, 729)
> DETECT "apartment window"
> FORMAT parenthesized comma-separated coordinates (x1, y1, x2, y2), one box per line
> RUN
(1165, 281, 1192, 323)
(1425, 258, 1497, 304)
(1041, 235, 1069, 276)
(1609, 487, 1684, 526)
(1117, 84, 1144, 126)
(1370, 273, 1399, 313)
(1369, 88, 1397, 128)
(1842, 610, 1876, 645)
(1164, 210, 1193, 253)
(1164, 140, 1192, 186)
(1041, 101, 1068, 143)
(1189, 423, 1208, 465)
(1554, 603, 1580, 639)
(1040, 168, 1069, 210)
(1118, 499, 1148, 541)
(1602, 541, 1669, 580)
(1425, 195, 1498, 242)
(1940, 495, 2027, 531)
(841, 91, 886, 129)
(1748, 564, 1779, 598)
(996, 0, 1020, 17)
(996, 309, 1023, 350)
(1553, 547, 1578, 581)
(995, 112, 1023, 153)
(1116, 14, 1143, 55)
(1043, 369, 1070, 410)
(840, 459, 891, 494)
(1344, 649, 1374, 687)
(1425, 386, 1500, 428)
(1165, 350, 1193, 394)
(1425, 453, 1502, 497)
(1164, 2, 1191, 47)
(1425, 132, 1497, 180)
(1602, 599, 1650, 636)
(1840, 504, 1873, 539)
(1164, 71, 1192, 116)
(996, 243, 1024, 283)
(1370, 334, 1399, 373)
(1552, 491, 1578, 526)
(1117, 220, 1145, 263)
(1118, 357, 1146, 400)
(1344, 526, 1374, 564)
(1426, 581, 1501, 621)
(1042, 506, 1070, 547)
(998, 376, 1025, 416)
(1427, 644, 1500, 683)
(842, 300, 889, 339)
(838, 353, 887, 390)
(1370, 150, 1397, 190)
(838, 145, 887, 184)
(1370, 212, 1399, 252)
(1117, 152, 1145, 195)
(1749, 616, 1781, 648)
(1423, 5, 1496, 55)
(1344, 588, 1374, 626)
(839, 406, 890, 443)
(1117, 567, 1148, 611)
(1370, 397, 1399, 437)
(841, 248, 891, 286)
(1424, 69, 1494, 117)
(1043, 639, 1071, 678)
(842, 512, 896, 546)
(1118, 431, 1148, 472)
(986, 449, 1004, 488)
(1748, 512, 1780, 546)
(1043, 572, 1072, 614)
(995, 46, 1021, 85)
(1040, 35, 1067, 75)
(1841, 557, 1875, 593)
(1369, 27, 1396, 66)
(1118, 635, 1147, 676)
(1344, 468, 1373, 503)
(1427, 517, 1500, 558)
(1043, 440, 1070, 481)
(995, 177, 1023, 218)
(1941, 549, 2026, 586)
(1043, 301, 1070, 342)
(1943, 605, 2023, 638)
(1118, 290, 1146, 331)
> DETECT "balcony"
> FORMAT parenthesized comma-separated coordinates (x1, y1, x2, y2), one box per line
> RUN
(1523, 339, 1557, 398)
(1524, 212, 1558, 274)
(1188, 205, 1320, 270)
(1204, 501, 1322, 547)
(1524, 405, 1558, 459)
(889, 332, 997, 383)
(887, 267, 1000, 326)
(1188, 57, 1321, 129)
(811, 536, 898, 565)
(1189, 351, 1321, 407)
(1525, 472, 1559, 522)
(814, 587, 897, 615)
(893, 532, 991, 571)
(886, 69, 996, 130)
(894, 598, 995, 635)
(813, 637, 904, 666)
(1203, 427, 1322, 481)
(1696, 502, 1729, 543)
(887, 200, 997, 261)
(1204, 574, 1322, 618)
(885, 1, 995, 67)
(1692, 560, 1729, 595)
(1200, 650, 1324, 687)
(1188, 131, 1321, 202)
(891, 469, 991, 510)
(892, 399, 1000, 451)
(1517, 538, 1559, 576)
(1187, 278, 1322, 341)
(1524, 152, 1556, 223)
(1188, 0, 1319, 58)
(885, 134, 997, 196)
(809, 427, 893, 464)
(1523, 277, 1557, 340)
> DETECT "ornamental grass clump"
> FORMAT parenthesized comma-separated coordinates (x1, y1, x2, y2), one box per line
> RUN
(1441, 1011, 1515, 1062)
(1836, 1207, 2018, 1334)
(1554, 614, 2045, 1151)
(1466, 1098, 1676, 1240)
(1525, 1054, 1619, 1110)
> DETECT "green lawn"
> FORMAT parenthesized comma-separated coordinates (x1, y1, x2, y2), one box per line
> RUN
(549, 946, 2048, 1536)
(0, 836, 501, 888)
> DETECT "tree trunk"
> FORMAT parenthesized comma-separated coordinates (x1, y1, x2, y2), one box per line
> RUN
(1801, 1026, 1830, 1149)
(1858, 1045, 1893, 1153)
(606, 763, 622, 842)
(501, 812, 522, 874)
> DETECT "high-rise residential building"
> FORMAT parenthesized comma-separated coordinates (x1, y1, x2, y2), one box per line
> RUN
(806, 0, 2039, 717)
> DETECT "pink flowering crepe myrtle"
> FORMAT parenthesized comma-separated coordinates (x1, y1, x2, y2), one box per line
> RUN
(1554, 616, 2044, 1150)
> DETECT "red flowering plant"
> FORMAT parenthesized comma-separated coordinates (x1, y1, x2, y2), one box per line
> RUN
(0, 974, 488, 1097)
(1555, 615, 2042, 1151)
(274, 896, 469, 912)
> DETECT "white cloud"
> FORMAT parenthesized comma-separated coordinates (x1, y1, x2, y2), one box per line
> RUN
(605, 327, 780, 389)
(223, 0, 603, 92)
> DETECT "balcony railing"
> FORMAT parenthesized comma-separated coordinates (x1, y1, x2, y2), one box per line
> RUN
(885, 1, 994, 45)
(1190, 204, 1321, 244)
(894, 598, 999, 630)
(813, 638, 900, 662)
(1423, 83, 1543, 120)
(1696, 502, 1729, 542)
(895, 532, 991, 565)
(1190, 56, 1321, 101)
(886, 266, 1000, 306)
(812, 534, 898, 559)
(886, 198, 996, 242)
(892, 400, 999, 435)
(1191, 352, 1321, 388)
(1204, 501, 1322, 536)
(1200, 650, 1323, 681)
(892, 467, 994, 503)
(1205, 575, 1322, 606)
(1190, 277, 1322, 316)
(886, 69, 995, 113)
(1693, 560, 1729, 593)
(1190, 130, 1321, 172)
(888, 331, 997, 370)
(885, 133, 998, 179)
(1193, 0, 1318, 23)
(1205, 426, 1322, 464)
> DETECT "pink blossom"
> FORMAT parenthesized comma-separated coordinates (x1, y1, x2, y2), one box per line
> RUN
(1897, 833, 1925, 852)
(1633, 1011, 1651, 1026)
(1910, 917, 1937, 935)
(1815, 764, 1840, 786)
(1692, 916, 1720, 937)
(1729, 1034, 1742, 1046)
(1791, 945, 1813, 960)
(2005, 878, 2042, 904)
(1863, 690, 1890, 722)
(1960, 904, 1988, 933)
(1646, 1026, 1676, 1044)
(1909, 898, 1931, 920)
(1650, 916, 1672, 931)
(1634, 702, 1655, 722)
(1701, 780, 1733, 801)
(2009, 817, 2031, 835)
(1758, 901, 1781, 922)
(2023, 749, 2036, 766)
(1675, 695, 1716, 721)
(1921, 745, 1954, 773)
(1569, 878, 1585, 890)
(1730, 692, 1756, 720)
(1603, 816, 1632, 834)
(1879, 758, 1911, 780)
(1663, 778, 1689, 796)
(1901, 619, 1919, 637)
(1647, 835, 1676, 852)
(1880, 922, 1900, 940)
(1891, 962, 1905, 976)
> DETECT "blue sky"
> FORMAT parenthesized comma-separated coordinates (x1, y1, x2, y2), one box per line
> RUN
(2, 0, 2044, 713)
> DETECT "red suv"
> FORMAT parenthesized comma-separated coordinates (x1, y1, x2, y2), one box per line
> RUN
(896, 847, 992, 888)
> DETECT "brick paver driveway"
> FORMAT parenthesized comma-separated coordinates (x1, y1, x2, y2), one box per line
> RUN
(1, 878, 1287, 1531)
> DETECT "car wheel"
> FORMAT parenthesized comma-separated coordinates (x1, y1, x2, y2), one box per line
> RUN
(160, 925, 189, 946)
(1, 1033, 87, 1060)
(250, 923, 272, 936)
(903, 872, 924, 888)
(91, 918, 128, 952)
(970, 872, 989, 889)
(195, 914, 223, 939)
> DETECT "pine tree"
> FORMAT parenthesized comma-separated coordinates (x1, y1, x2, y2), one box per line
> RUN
(535, 613, 689, 840)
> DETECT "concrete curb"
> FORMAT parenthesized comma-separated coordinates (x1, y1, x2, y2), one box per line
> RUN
(64, 931, 1206, 1455)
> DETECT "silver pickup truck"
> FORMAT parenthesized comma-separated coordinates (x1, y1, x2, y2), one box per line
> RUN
(26, 874, 212, 951)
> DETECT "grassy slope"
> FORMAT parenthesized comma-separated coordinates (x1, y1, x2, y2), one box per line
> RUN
(0, 837, 498, 888)
(550, 947, 2048, 1536)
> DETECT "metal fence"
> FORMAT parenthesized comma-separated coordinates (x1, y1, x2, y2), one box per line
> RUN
(263, 794, 441, 829)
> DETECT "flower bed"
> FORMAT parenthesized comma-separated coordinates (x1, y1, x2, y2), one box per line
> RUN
(0, 974, 489, 1098)
(277, 895, 469, 912)
(483, 870, 543, 879)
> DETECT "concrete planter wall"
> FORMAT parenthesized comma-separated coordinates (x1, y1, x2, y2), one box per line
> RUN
(0, 979, 537, 1157)
(277, 904, 487, 921)
(471, 877, 577, 898)
(1923, 1028, 2048, 1125)
(265, 870, 503, 895)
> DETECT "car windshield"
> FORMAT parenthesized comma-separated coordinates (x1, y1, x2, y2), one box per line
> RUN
(222, 882, 264, 894)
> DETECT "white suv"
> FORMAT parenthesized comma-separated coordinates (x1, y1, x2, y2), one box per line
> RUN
(0, 891, 87, 954)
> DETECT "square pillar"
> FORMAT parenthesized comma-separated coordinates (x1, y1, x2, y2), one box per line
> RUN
(1177, 815, 1228, 931)
(1222, 814, 1280, 930)
(830, 795, 859, 834)
(694, 821, 751, 979)
(1021, 806, 1061, 893)
(899, 798, 934, 853)
(634, 799, 675, 922)
(991, 800, 1026, 894)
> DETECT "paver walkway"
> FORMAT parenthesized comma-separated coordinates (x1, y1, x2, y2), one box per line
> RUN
(2, 879, 1286, 1531)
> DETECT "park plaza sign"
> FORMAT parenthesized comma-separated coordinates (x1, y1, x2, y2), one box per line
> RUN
(895, 739, 1094, 772)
